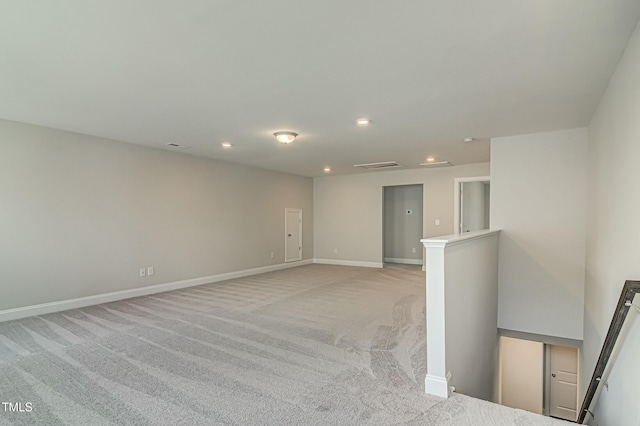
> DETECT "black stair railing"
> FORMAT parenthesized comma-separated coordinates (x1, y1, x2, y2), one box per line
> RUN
(578, 280, 640, 424)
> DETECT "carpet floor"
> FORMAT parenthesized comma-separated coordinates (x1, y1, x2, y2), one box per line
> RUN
(0, 264, 566, 425)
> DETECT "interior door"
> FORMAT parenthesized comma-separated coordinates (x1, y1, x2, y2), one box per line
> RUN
(549, 345, 578, 421)
(285, 208, 302, 262)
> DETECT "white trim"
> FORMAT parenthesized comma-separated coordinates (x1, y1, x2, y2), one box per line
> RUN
(285, 208, 303, 263)
(425, 374, 451, 398)
(421, 229, 500, 249)
(453, 175, 490, 234)
(313, 258, 383, 268)
(0, 259, 313, 323)
(383, 257, 423, 265)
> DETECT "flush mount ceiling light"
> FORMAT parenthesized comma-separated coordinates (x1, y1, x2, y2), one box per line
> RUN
(323, 167, 331, 173)
(463, 137, 475, 143)
(356, 118, 371, 126)
(221, 142, 233, 148)
(274, 131, 298, 144)
(426, 157, 435, 162)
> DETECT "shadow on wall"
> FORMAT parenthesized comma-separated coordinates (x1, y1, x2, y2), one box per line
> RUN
(498, 233, 585, 340)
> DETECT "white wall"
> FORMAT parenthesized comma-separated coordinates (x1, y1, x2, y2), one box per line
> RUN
(491, 128, 588, 340)
(0, 119, 313, 312)
(383, 184, 423, 262)
(314, 163, 490, 265)
(499, 337, 544, 414)
(584, 20, 640, 426)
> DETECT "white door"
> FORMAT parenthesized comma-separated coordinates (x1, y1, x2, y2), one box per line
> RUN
(549, 345, 578, 421)
(285, 208, 302, 262)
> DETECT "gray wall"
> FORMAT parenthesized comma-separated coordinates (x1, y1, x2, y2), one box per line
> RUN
(314, 163, 490, 265)
(0, 119, 313, 311)
(491, 128, 588, 340)
(444, 232, 500, 401)
(383, 184, 423, 262)
(585, 20, 640, 426)
(484, 183, 491, 229)
(461, 181, 487, 232)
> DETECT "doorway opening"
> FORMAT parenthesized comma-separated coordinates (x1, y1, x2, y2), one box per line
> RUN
(454, 176, 490, 234)
(383, 184, 423, 266)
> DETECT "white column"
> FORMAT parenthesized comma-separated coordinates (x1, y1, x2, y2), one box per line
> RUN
(422, 239, 450, 398)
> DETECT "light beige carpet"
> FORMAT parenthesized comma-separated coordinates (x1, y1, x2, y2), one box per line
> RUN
(0, 264, 566, 425)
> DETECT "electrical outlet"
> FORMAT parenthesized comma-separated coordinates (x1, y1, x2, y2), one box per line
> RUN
(412, 247, 416, 253)
(333, 248, 338, 254)
(435, 219, 440, 226)
(139, 268, 146, 278)
(270, 252, 274, 259)
(147, 266, 154, 276)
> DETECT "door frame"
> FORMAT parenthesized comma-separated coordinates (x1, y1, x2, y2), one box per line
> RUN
(285, 208, 302, 262)
(382, 184, 424, 267)
(453, 176, 490, 234)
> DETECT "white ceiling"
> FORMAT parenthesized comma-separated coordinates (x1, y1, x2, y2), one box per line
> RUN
(1, 1, 639, 177)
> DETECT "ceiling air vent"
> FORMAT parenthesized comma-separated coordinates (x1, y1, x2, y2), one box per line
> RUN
(420, 161, 453, 168)
(353, 161, 400, 170)
(166, 143, 189, 149)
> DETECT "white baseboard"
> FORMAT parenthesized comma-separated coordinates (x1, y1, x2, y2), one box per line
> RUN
(425, 374, 451, 398)
(383, 257, 423, 265)
(0, 259, 313, 323)
(313, 258, 384, 268)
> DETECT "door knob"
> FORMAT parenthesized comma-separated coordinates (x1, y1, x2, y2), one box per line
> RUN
(551, 373, 556, 378)
(288, 234, 292, 237)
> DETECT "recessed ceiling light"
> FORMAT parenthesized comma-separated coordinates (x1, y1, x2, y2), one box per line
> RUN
(323, 167, 331, 173)
(426, 157, 435, 162)
(221, 142, 233, 148)
(464, 137, 475, 143)
(274, 131, 298, 144)
(356, 118, 371, 126)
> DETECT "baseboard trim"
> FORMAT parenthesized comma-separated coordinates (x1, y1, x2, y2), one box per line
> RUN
(383, 257, 423, 265)
(0, 259, 313, 323)
(425, 374, 451, 398)
(313, 258, 383, 268)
